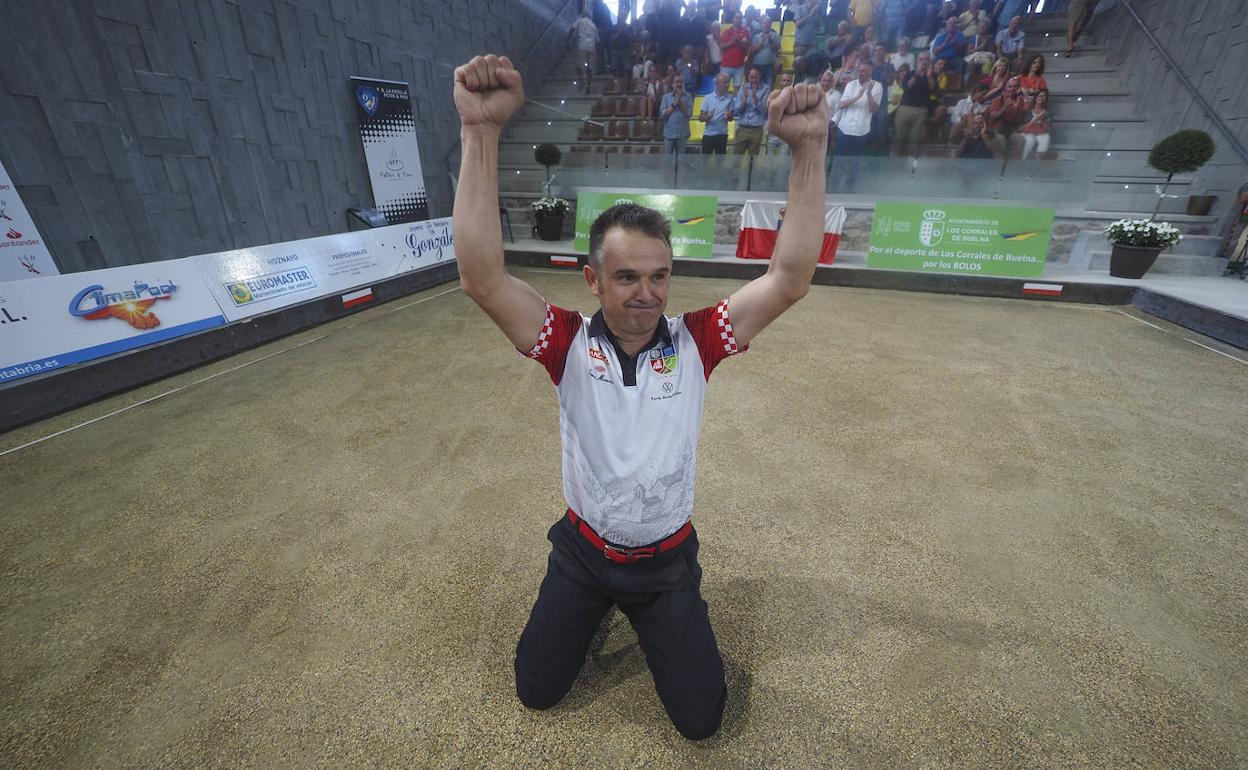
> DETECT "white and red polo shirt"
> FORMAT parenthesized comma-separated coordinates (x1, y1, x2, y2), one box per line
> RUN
(524, 300, 746, 547)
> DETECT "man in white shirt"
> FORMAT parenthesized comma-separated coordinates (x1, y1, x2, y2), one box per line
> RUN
(831, 62, 881, 188)
(451, 52, 829, 741)
(569, 11, 598, 93)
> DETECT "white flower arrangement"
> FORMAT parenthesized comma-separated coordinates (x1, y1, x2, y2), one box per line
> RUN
(532, 197, 570, 216)
(1104, 218, 1182, 249)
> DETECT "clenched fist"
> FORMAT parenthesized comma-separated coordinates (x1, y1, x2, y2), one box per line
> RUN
(453, 54, 524, 133)
(766, 83, 828, 152)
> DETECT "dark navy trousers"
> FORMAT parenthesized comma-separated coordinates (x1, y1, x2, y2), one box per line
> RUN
(514, 515, 726, 740)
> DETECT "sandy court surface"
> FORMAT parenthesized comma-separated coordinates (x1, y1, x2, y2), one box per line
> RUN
(2, 269, 1246, 768)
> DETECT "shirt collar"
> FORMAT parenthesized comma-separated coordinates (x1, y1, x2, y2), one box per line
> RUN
(588, 309, 672, 354)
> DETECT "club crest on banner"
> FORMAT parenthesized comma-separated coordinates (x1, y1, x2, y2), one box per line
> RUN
(355, 85, 379, 116)
(920, 208, 946, 247)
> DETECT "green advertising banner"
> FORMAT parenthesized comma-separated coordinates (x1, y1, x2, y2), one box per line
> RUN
(574, 192, 719, 258)
(867, 202, 1054, 277)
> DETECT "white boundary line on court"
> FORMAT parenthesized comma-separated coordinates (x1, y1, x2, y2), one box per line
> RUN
(1113, 309, 1248, 366)
(0, 285, 463, 459)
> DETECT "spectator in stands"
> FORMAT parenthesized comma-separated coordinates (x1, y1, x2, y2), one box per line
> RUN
(699, 72, 735, 154)
(936, 1, 960, 30)
(826, 21, 856, 71)
(719, 12, 752, 88)
(870, 44, 892, 150)
(959, 0, 988, 38)
(850, 0, 874, 37)
(744, 5, 764, 34)
(1065, 0, 1099, 57)
(765, 70, 794, 155)
(835, 61, 882, 183)
(930, 16, 966, 75)
(632, 49, 656, 84)
(660, 76, 693, 154)
(640, 67, 664, 123)
(880, 0, 907, 48)
(610, 22, 634, 80)
(928, 58, 950, 142)
(890, 36, 916, 71)
(992, 0, 1027, 32)
(1017, 54, 1047, 101)
(820, 68, 843, 168)
(569, 11, 599, 94)
(977, 56, 1009, 103)
(887, 62, 907, 124)
(932, 57, 952, 92)
(750, 11, 782, 86)
(792, 0, 819, 56)
(995, 15, 1025, 73)
(956, 112, 996, 158)
(1019, 88, 1052, 159)
(733, 66, 770, 154)
(950, 82, 988, 138)
(677, 45, 701, 92)
(618, 0, 633, 25)
(592, 0, 614, 74)
(656, 0, 683, 64)
(965, 19, 996, 77)
(985, 75, 1027, 157)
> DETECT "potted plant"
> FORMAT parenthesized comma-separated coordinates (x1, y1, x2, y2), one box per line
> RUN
(534, 143, 561, 197)
(1104, 218, 1182, 279)
(532, 196, 570, 241)
(1148, 129, 1215, 218)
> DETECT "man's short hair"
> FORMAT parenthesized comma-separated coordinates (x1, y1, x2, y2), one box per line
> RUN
(587, 204, 672, 269)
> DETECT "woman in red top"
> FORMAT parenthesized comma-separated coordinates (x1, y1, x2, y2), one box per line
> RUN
(1018, 55, 1048, 102)
(719, 11, 752, 88)
(1020, 88, 1052, 159)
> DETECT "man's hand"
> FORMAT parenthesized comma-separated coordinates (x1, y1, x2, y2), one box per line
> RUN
(453, 54, 524, 134)
(767, 83, 828, 151)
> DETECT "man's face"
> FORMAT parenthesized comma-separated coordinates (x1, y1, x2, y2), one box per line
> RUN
(733, 12, 743, 26)
(672, 78, 684, 95)
(917, 52, 931, 70)
(681, 46, 692, 61)
(873, 44, 885, 63)
(858, 62, 872, 81)
(715, 73, 729, 94)
(1005, 77, 1019, 96)
(899, 38, 909, 53)
(585, 228, 673, 338)
(946, 17, 958, 33)
(819, 70, 834, 91)
(748, 68, 761, 88)
(1009, 15, 1020, 31)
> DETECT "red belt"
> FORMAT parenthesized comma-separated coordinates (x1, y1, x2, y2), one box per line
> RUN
(566, 508, 692, 564)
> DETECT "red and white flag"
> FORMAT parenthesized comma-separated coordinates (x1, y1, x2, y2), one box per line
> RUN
(735, 201, 845, 264)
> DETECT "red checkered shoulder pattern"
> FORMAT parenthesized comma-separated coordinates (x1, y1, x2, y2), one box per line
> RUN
(683, 299, 747, 380)
(521, 303, 583, 385)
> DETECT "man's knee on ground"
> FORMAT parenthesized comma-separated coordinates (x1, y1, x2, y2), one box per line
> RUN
(514, 674, 568, 711)
(668, 685, 727, 741)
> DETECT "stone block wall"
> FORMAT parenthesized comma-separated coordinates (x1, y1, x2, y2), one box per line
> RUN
(0, 0, 571, 273)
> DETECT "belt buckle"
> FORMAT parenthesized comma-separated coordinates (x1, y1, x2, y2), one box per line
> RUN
(603, 543, 653, 562)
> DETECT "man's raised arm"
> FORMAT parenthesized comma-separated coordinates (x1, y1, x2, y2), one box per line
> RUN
(452, 54, 548, 351)
(725, 83, 829, 347)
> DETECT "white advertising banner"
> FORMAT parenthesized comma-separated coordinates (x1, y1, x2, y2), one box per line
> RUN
(0, 158, 59, 282)
(350, 76, 428, 224)
(387, 216, 455, 275)
(0, 259, 224, 384)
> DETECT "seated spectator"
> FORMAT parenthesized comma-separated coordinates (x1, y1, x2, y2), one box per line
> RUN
(928, 59, 951, 142)
(719, 11, 752, 88)
(676, 45, 700, 93)
(639, 67, 664, 122)
(659, 76, 692, 154)
(750, 11, 782, 86)
(937, 0, 960, 28)
(890, 37, 916, 71)
(850, 0, 875, 36)
(888, 63, 908, 116)
(930, 16, 966, 75)
(733, 66, 770, 154)
(959, 0, 989, 38)
(995, 15, 1025, 72)
(977, 57, 1010, 103)
(765, 70, 794, 154)
(933, 57, 953, 92)
(993, 0, 1028, 32)
(632, 51, 655, 84)
(699, 72, 735, 154)
(965, 20, 996, 77)
(1018, 55, 1048, 101)
(985, 75, 1028, 157)
(792, 0, 818, 56)
(956, 112, 996, 158)
(1020, 88, 1052, 159)
(950, 83, 988, 140)
(826, 21, 856, 71)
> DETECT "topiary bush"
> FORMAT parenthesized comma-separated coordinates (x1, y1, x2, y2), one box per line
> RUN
(534, 143, 562, 168)
(1146, 130, 1215, 219)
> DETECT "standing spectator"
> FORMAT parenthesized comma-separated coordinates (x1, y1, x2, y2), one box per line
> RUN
(904, 0, 931, 41)
(704, 17, 723, 74)
(720, 12, 753, 88)
(985, 75, 1027, 157)
(956, 112, 996, 158)
(992, 0, 1027, 31)
(618, 0, 634, 25)
(660, 77, 693, 154)
(657, 0, 683, 64)
(835, 61, 882, 184)
(826, 21, 857, 71)
(890, 37, 916, 71)
(930, 16, 966, 76)
(733, 66, 770, 154)
(880, 0, 907, 48)
(677, 45, 701, 93)
(1017, 54, 1047, 101)
(849, 0, 874, 37)
(792, 0, 819, 56)
(895, 51, 934, 156)
(699, 72, 735, 154)
(750, 11, 782, 85)
(959, 0, 988, 38)
(744, 5, 764, 34)
(965, 19, 996, 77)
(1065, 0, 1099, 57)
(870, 43, 893, 150)
(610, 23, 634, 80)
(820, 68, 843, 168)
(592, 0, 614, 74)
(765, 70, 795, 154)
(569, 11, 599, 94)
(1019, 88, 1051, 159)
(995, 15, 1025, 73)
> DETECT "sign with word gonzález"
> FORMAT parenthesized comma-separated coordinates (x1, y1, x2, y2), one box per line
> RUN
(867, 202, 1054, 277)
(574, 191, 719, 258)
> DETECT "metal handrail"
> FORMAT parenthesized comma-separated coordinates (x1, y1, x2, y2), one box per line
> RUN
(1116, 0, 1248, 166)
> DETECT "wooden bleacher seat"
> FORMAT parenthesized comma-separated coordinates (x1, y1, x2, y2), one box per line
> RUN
(578, 121, 604, 141)
(608, 119, 632, 140)
(591, 98, 611, 117)
(633, 120, 655, 141)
